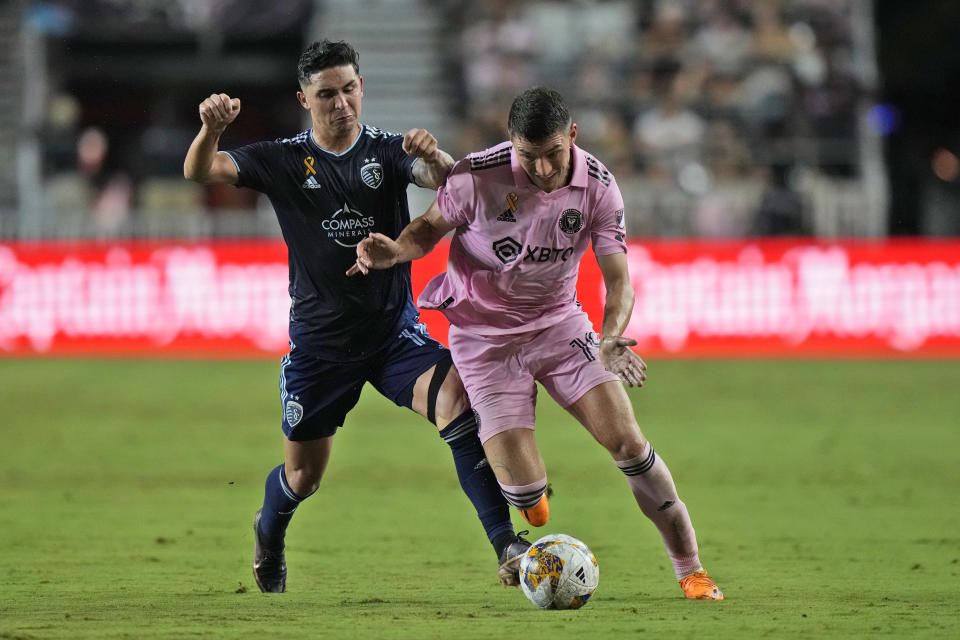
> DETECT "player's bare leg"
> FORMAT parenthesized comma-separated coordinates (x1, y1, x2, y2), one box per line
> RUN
(567, 381, 723, 600)
(481, 428, 550, 527)
(410, 362, 524, 587)
(253, 437, 332, 593)
(410, 360, 469, 427)
(283, 436, 333, 496)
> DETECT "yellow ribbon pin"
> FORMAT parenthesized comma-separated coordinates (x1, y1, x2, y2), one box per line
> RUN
(506, 192, 518, 212)
(304, 157, 317, 176)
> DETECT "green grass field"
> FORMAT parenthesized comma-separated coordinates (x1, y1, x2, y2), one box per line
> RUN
(1, 359, 958, 639)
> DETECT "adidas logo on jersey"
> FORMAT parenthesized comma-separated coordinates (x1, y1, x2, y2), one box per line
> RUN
(497, 192, 519, 222)
(302, 176, 322, 189)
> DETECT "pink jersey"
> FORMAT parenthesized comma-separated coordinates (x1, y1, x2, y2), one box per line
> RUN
(418, 141, 627, 335)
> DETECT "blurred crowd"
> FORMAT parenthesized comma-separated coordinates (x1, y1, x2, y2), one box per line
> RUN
(445, 0, 865, 237)
(34, 0, 870, 238)
(29, 0, 308, 237)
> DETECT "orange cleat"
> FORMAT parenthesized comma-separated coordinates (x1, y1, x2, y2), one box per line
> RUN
(679, 570, 724, 600)
(520, 494, 549, 527)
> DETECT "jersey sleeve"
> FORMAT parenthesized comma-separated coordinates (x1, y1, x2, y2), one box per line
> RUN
(590, 177, 628, 256)
(385, 134, 417, 185)
(222, 141, 280, 193)
(435, 159, 475, 227)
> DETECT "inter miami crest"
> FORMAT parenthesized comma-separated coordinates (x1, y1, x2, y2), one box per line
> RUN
(360, 161, 383, 189)
(285, 400, 304, 427)
(559, 208, 584, 235)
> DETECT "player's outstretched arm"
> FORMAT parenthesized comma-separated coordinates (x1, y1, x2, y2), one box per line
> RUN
(184, 93, 241, 185)
(347, 199, 455, 276)
(404, 128, 454, 190)
(596, 252, 648, 388)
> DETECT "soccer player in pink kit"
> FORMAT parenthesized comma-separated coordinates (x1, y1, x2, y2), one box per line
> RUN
(349, 86, 723, 600)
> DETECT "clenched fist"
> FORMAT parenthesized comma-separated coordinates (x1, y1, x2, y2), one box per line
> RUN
(402, 128, 439, 160)
(199, 93, 241, 133)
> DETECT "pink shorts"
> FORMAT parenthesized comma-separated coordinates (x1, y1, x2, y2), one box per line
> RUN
(448, 312, 621, 443)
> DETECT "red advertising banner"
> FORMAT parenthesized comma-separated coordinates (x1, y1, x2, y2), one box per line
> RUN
(1, 239, 958, 358)
(616, 239, 960, 358)
(0, 241, 290, 358)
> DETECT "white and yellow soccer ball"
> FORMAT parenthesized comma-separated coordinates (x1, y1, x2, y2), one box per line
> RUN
(518, 533, 599, 610)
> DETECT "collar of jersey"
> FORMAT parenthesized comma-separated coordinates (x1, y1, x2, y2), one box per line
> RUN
(510, 143, 589, 195)
(308, 126, 364, 157)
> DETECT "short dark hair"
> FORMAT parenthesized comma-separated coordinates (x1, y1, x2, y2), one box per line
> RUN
(507, 86, 571, 143)
(297, 40, 360, 86)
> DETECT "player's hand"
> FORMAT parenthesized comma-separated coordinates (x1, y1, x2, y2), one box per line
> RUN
(199, 93, 241, 133)
(598, 336, 648, 388)
(402, 128, 439, 160)
(346, 232, 402, 276)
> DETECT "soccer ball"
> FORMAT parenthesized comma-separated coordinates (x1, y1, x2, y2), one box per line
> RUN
(519, 534, 599, 610)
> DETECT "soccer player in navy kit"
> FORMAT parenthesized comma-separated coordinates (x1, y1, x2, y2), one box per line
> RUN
(184, 40, 528, 593)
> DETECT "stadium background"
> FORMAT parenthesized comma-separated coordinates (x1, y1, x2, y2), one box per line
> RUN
(1, 2, 959, 638)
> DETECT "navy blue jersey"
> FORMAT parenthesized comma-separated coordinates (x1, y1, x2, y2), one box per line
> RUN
(224, 125, 420, 360)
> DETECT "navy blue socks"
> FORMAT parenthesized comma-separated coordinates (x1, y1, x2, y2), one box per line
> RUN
(258, 464, 305, 549)
(258, 411, 513, 557)
(439, 410, 514, 548)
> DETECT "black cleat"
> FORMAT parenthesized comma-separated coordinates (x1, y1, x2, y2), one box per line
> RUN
(497, 530, 532, 588)
(252, 509, 287, 593)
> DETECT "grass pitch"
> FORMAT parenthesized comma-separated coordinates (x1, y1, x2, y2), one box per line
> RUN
(1, 359, 958, 639)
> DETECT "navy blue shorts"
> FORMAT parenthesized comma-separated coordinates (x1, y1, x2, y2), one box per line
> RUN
(278, 320, 451, 441)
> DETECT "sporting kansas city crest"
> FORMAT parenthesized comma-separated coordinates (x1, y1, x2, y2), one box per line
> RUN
(559, 208, 584, 235)
(360, 160, 383, 189)
(285, 400, 304, 427)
